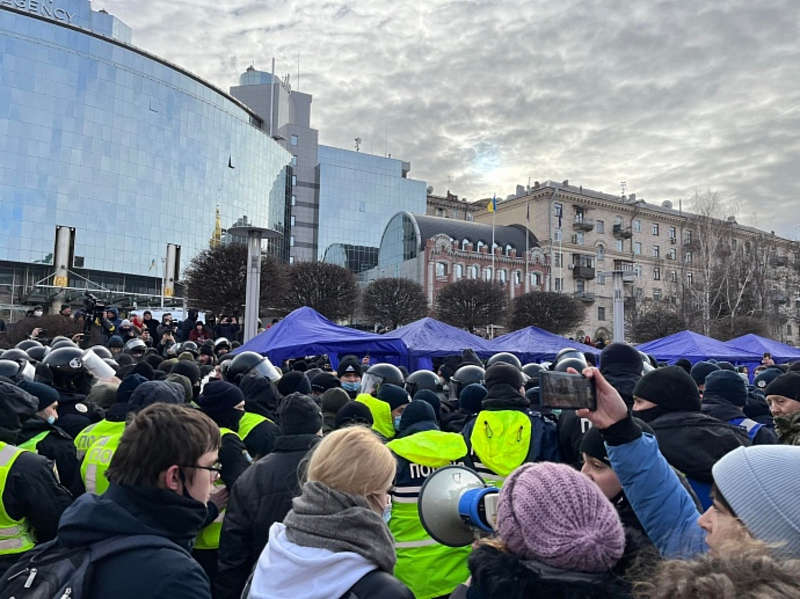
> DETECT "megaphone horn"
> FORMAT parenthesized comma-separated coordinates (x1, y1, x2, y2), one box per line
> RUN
(418, 465, 499, 547)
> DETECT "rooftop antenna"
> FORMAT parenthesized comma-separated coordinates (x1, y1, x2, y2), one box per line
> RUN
(620, 180, 627, 198)
(354, 137, 361, 152)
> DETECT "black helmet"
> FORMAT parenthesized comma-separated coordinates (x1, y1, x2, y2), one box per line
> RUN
(90, 345, 113, 360)
(51, 338, 78, 350)
(1, 348, 30, 364)
(25, 345, 50, 362)
(214, 337, 231, 351)
(50, 336, 72, 345)
(226, 351, 281, 385)
(361, 363, 404, 396)
(180, 341, 199, 356)
(554, 357, 588, 373)
(486, 352, 522, 370)
(124, 338, 147, 355)
(522, 363, 544, 388)
(449, 364, 485, 402)
(15, 339, 42, 351)
(405, 369, 441, 397)
(554, 347, 585, 366)
(42, 346, 89, 391)
(0, 360, 28, 382)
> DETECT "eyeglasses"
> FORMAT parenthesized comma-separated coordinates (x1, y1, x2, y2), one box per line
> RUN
(179, 462, 222, 479)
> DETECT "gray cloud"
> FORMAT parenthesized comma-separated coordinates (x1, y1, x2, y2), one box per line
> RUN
(100, 0, 800, 239)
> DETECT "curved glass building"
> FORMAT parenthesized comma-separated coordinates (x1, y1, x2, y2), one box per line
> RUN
(0, 0, 290, 315)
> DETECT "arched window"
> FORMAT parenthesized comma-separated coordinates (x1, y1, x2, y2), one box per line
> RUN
(596, 243, 605, 261)
(498, 269, 507, 284)
(454, 264, 464, 279)
(484, 267, 493, 282)
(469, 265, 479, 279)
(531, 272, 541, 287)
(461, 238, 470, 251)
(505, 244, 513, 256)
(514, 270, 522, 285)
(476, 241, 486, 252)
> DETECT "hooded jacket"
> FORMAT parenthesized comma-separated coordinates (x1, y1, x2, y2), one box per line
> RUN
(702, 395, 777, 445)
(450, 543, 630, 599)
(239, 374, 280, 420)
(55, 483, 211, 599)
(216, 433, 320, 599)
(17, 416, 85, 497)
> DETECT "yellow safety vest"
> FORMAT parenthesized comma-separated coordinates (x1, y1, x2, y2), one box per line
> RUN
(238, 412, 270, 443)
(469, 410, 532, 486)
(387, 430, 470, 599)
(74, 420, 126, 460)
(17, 431, 49, 452)
(194, 427, 239, 551)
(81, 433, 123, 495)
(355, 393, 395, 440)
(0, 443, 36, 555)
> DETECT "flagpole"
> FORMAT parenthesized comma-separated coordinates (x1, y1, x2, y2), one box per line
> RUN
(491, 194, 496, 278)
(525, 200, 530, 293)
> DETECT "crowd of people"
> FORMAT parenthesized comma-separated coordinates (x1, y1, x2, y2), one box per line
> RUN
(0, 306, 799, 598)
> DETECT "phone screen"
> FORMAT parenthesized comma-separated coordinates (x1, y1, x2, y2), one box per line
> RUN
(539, 371, 597, 410)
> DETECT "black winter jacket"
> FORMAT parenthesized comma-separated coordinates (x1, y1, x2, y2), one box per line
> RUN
(449, 544, 630, 599)
(17, 418, 84, 496)
(56, 483, 211, 599)
(701, 396, 777, 445)
(342, 569, 415, 599)
(215, 433, 319, 599)
(55, 391, 103, 438)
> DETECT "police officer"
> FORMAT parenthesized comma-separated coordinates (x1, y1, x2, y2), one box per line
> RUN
(355, 363, 406, 440)
(462, 363, 560, 486)
(386, 400, 469, 599)
(337, 355, 363, 398)
(40, 347, 103, 438)
(16, 381, 84, 497)
(0, 380, 73, 574)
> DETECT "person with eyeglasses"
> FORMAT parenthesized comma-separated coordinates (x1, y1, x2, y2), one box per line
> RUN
(32, 403, 221, 598)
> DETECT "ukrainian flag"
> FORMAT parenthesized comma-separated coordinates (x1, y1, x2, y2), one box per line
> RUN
(487, 194, 497, 213)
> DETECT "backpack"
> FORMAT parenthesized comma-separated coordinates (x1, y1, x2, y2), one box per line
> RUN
(0, 534, 186, 599)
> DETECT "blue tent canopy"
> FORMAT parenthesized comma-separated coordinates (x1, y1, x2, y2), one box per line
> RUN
(385, 317, 495, 371)
(725, 334, 800, 363)
(636, 330, 761, 365)
(487, 326, 600, 364)
(232, 307, 408, 366)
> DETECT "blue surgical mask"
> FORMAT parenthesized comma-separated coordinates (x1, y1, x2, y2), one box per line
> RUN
(393, 416, 402, 430)
(46, 415, 57, 425)
(382, 504, 392, 524)
(342, 381, 360, 393)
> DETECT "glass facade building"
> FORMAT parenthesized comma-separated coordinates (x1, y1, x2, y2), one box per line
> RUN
(317, 145, 427, 262)
(0, 1, 290, 303)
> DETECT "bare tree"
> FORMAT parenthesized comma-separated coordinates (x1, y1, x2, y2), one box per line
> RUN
(362, 278, 428, 329)
(435, 280, 506, 334)
(631, 305, 686, 343)
(509, 291, 585, 335)
(282, 262, 358, 322)
(184, 243, 286, 317)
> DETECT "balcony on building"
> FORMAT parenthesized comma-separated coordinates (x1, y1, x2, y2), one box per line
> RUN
(683, 237, 699, 249)
(572, 257, 595, 280)
(573, 216, 595, 232)
(613, 224, 632, 239)
(573, 291, 595, 303)
(612, 259, 637, 283)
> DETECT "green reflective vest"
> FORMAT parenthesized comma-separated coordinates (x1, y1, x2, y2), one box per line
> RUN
(355, 393, 395, 440)
(17, 431, 49, 453)
(238, 412, 269, 443)
(81, 433, 123, 495)
(0, 443, 36, 556)
(194, 427, 239, 551)
(469, 410, 532, 486)
(74, 419, 126, 461)
(387, 430, 470, 599)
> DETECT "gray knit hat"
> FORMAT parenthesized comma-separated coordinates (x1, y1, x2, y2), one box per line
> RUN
(712, 445, 800, 557)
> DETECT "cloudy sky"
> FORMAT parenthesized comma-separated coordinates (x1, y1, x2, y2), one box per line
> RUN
(103, 0, 800, 239)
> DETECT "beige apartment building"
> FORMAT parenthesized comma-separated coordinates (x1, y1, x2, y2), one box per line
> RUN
(476, 180, 800, 344)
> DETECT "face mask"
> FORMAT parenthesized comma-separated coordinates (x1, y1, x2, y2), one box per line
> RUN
(382, 504, 392, 524)
(46, 415, 57, 425)
(33, 310, 43, 317)
(342, 382, 360, 393)
(393, 416, 402, 430)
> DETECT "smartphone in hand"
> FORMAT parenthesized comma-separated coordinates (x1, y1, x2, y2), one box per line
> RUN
(539, 371, 597, 411)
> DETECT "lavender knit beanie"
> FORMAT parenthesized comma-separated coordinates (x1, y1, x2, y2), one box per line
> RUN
(496, 462, 625, 573)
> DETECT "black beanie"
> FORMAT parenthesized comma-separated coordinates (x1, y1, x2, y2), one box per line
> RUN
(132, 361, 154, 381)
(703, 369, 747, 407)
(128, 381, 185, 413)
(413, 389, 440, 422)
(600, 343, 642, 376)
(198, 380, 245, 414)
(580, 418, 654, 464)
(377, 383, 409, 410)
(764, 372, 800, 402)
(311, 372, 341, 393)
(321, 387, 350, 415)
(278, 393, 322, 435)
(19, 381, 60, 411)
(171, 360, 200, 386)
(459, 383, 487, 414)
(716, 361, 736, 371)
(334, 402, 373, 429)
(674, 358, 692, 374)
(689, 361, 720, 387)
(276, 371, 312, 397)
(633, 366, 701, 412)
(145, 353, 163, 370)
(485, 363, 523, 391)
(116, 353, 135, 367)
(398, 399, 437, 433)
(116, 374, 148, 404)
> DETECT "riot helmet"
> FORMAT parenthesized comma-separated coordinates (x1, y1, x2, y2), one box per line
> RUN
(89, 345, 113, 360)
(0, 359, 35, 383)
(42, 346, 90, 392)
(226, 351, 281, 385)
(0, 348, 30, 364)
(25, 345, 50, 363)
(449, 364, 485, 402)
(51, 339, 78, 350)
(405, 369, 442, 397)
(486, 352, 522, 370)
(360, 363, 405, 397)
(124, 338, 147, 356)
(14, 339, 42, 351)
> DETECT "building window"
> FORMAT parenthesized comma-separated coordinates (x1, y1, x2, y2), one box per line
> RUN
(553, 202, 563, 225)
(652, 245, 660, 258)
(632, 219, 641, 233)
(653, 266, 661, 280)
(554, 252, 563, 268)
(597, 272, 606, 285)
(554, 277, 563, 292)
(687, 272, 693, 284)
(670, 270, 677, 282)
(454, 264, 463, 279)
(596, 219, 605, 234)
(653, 288, 662, 300)
(291, 155, 297, 167)
(788, 324, 793, 336)
(669, 226, 676, 240)
(615, 239, 624, 252)
(575, 207, 585, 223)
(291, 175, 297, 186)
(634, 242, 642, 255)
(498, 269, 507, 284)
(574, 232, 584, 245)
(436, 207, 445, 217)
(484, 267, 493, 282)
(685, 230, 693, 244)
(685, 251, 693, 264)
(731, 238, 737, 250)
(290, 215, 296, 227)
(554, 230, 563, 242)
(290, 235, 295, 247)
(290, 134, 298, 146)
(514, 271, 522, 285)
(614, 215, 623, 225)
(667, 248, 676, 260)
(436, 262, 447, 278)
(635, 287, 644, 298)
(634, 264, 642, 279)
(531, 272, 541, 287)
(505, 244, 513, 256)
(596, 244, 605, 261)
(289, 256, 295, 264)
(291, 194, 296, 206)
(651, 223, 659, 236)
(598, 306, 606, 321)
(476, 241, 486, 252)
(466, 213, 474, 222)
(469, 265, 479, 279)
(461, 238, 470, 251)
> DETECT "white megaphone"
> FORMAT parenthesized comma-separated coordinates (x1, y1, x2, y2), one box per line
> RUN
(417, 465, 499, 547)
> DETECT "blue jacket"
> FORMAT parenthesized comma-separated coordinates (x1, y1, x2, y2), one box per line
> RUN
(606, 429, 707, 559)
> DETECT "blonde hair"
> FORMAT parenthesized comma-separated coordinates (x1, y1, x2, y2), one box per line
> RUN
(635, 540, 800, 599)
(305, 426, 396, 505)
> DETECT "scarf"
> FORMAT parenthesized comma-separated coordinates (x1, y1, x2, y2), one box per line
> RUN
(283, 481, 397, 573)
